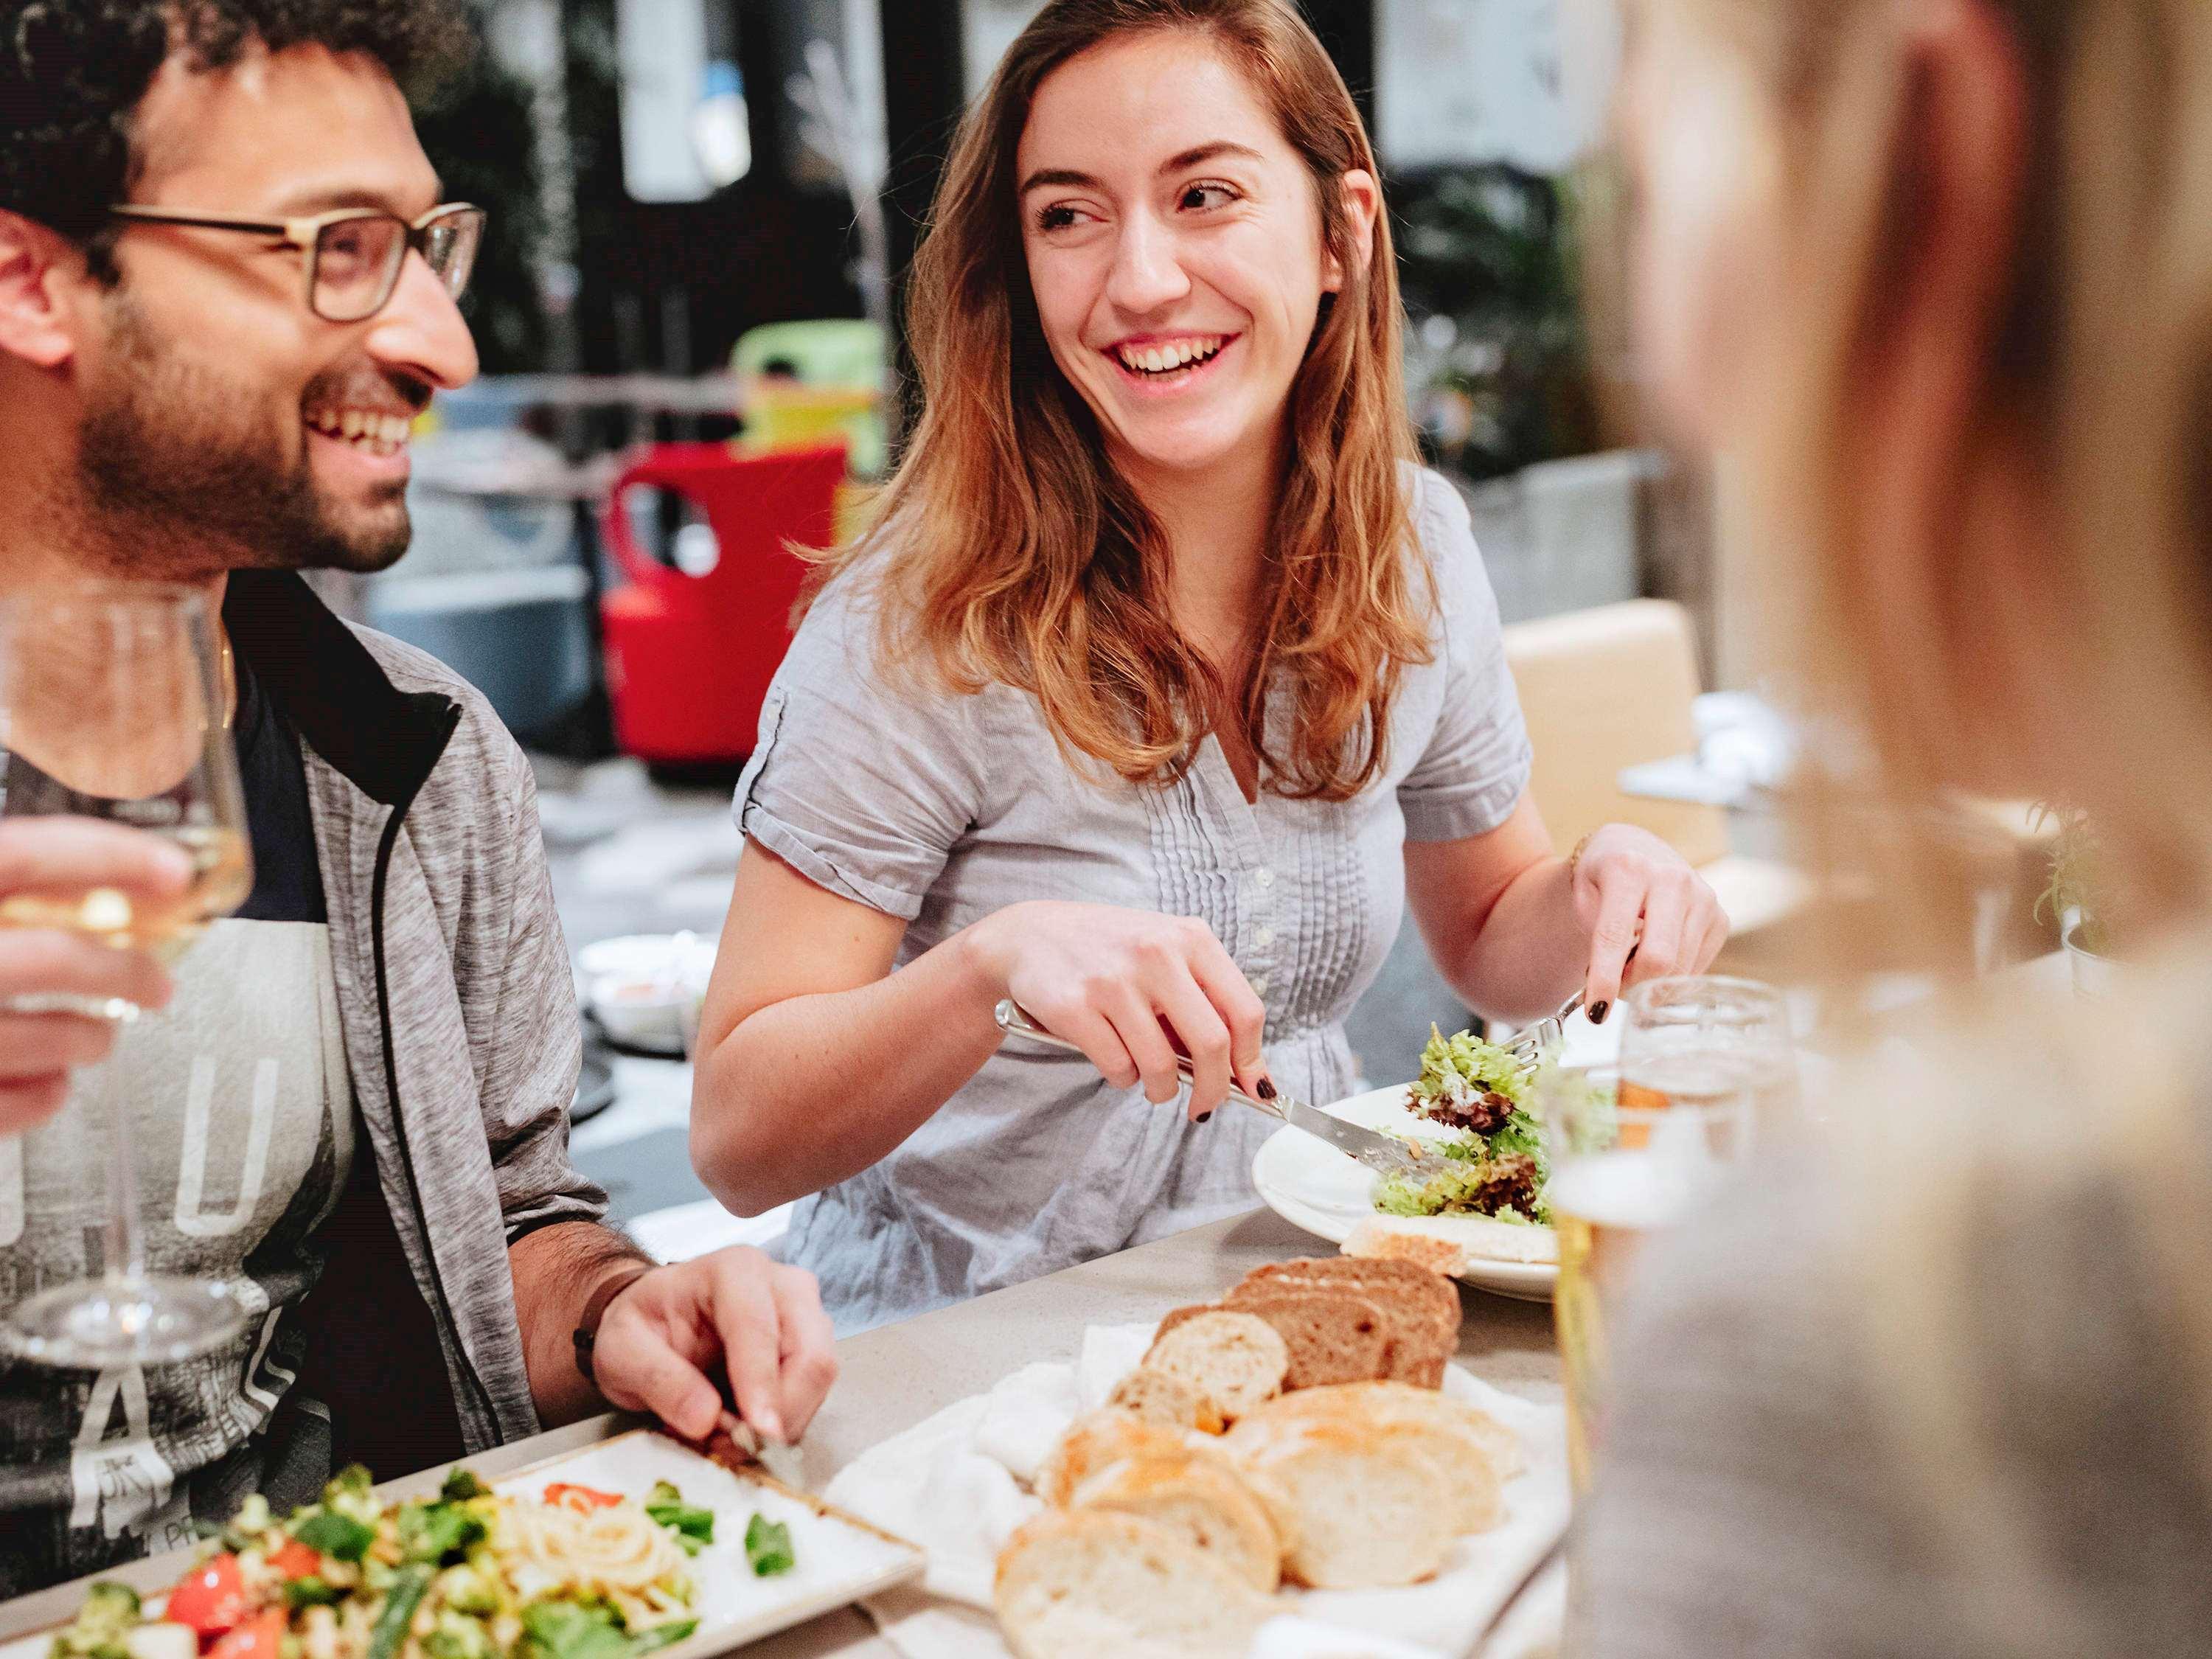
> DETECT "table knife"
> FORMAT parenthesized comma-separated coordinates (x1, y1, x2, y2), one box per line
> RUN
(994, 999, 1436, 1181)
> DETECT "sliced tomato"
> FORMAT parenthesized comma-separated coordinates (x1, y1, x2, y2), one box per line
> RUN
(265, 1541, 320, 1579)
(543, 1483, 623, 1512)
(205, 1610, 287, 1659)
(164, 1555, 252, 1638)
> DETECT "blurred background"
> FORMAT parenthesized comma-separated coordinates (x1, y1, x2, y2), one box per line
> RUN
(393, 1, 1983, 1256)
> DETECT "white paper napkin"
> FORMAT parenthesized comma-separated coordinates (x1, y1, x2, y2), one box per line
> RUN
(822, 1324, 1569, 1659)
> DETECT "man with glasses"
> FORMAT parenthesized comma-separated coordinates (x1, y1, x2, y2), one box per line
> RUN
(0, 1, 836, 1594)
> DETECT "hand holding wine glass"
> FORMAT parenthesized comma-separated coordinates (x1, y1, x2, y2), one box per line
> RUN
(0, 582, 255, 1366)
(0, 817, 192, 1133)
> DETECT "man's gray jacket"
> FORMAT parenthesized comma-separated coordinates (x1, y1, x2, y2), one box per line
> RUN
(229, 571, 605, 1451)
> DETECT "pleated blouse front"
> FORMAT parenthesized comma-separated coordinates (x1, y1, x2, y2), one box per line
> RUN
(733, 467, 1532, 1332)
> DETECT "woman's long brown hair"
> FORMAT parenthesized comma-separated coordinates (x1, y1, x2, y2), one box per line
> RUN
(813, 0, 1433, 801)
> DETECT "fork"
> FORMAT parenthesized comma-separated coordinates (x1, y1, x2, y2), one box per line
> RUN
(1500, 990, 1586, 1077)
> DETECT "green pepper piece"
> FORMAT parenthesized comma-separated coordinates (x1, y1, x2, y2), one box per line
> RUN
(743, 1514, 795, 1578)
(366, 1566, 435, 1659)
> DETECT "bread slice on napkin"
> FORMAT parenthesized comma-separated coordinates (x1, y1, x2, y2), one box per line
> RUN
(1141, 1309, 1289, 1422)
(1070, 1451, 1283, 1592)
(1161, 1292, 1389, 1391)
(1231, 1256, 1461, 1388)
(1250, 1380, 1519, 1514)
(1107, 1365, 1226, 1435)
(1037, 1409, 1206, 1507)
(1220, 1412, 1461, 1589)
(995, 1508, 1276, 1659)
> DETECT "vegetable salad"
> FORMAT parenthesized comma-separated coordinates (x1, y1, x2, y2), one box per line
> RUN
(1375, 1026, 1551, 1224)
(49, 1464, 797, 1659)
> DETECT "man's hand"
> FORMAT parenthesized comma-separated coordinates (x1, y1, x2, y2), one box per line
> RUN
(0, 818, 190, 1135)
(589, 1247, 838, 1447)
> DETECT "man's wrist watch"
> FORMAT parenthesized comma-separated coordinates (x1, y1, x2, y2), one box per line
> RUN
(572, 1261, 654, 1386)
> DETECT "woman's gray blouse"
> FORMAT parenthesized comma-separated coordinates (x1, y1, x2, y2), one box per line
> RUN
(732, 467, 1532, 1332)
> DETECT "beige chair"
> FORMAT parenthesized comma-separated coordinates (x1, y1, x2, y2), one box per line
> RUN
(1501, 599, 1813, 960)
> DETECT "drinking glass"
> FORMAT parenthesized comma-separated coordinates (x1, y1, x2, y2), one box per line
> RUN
(1545, 975, 1796, 1491)
(0, 583, 255, 1366)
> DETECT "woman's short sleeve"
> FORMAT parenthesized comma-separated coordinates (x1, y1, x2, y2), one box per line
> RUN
(1397, 469, 1534, 842)
(732, 582, 981, 920)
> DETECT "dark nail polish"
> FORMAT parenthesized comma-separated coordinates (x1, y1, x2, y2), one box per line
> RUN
(1589, 1001, 1610, 1026)
(1195, 1112, 1214, 1124)
(1256, 1077, 1278, 1101)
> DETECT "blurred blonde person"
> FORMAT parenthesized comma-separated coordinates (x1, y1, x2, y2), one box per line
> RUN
(1581, 0, 2212, 1652)
(690, 0, 1725, 1332)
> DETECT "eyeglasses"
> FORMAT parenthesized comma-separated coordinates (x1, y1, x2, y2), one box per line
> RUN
(105, 203, 487, 324)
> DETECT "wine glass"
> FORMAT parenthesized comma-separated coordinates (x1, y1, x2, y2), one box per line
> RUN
(0, 582, 255, 1367)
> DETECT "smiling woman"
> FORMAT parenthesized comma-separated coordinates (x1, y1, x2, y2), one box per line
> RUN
(861, 1, 1421, 800)
(690, 0, 1727, 1335)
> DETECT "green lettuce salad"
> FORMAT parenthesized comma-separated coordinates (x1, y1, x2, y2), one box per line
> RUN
(1375, 1026, 1551, 1225)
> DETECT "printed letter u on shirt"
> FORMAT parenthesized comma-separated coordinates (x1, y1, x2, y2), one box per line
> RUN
(173, 1056, 279, 1237)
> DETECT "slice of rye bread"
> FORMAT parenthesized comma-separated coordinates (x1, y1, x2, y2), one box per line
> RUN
(1158, 1292, 1390, 1392)
(1231, 1257, 1461, 1388)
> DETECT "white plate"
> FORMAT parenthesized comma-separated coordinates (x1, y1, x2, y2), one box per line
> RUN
(1, 1430, 924, 1659)
(1251, 1082, 1559, 1302)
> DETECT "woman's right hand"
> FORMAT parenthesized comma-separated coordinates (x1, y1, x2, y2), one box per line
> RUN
(967, 901, 1270, 1121)
(0, 818, 189, 1135)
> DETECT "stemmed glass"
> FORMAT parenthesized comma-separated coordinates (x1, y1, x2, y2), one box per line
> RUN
(0, 583, 255, 1366)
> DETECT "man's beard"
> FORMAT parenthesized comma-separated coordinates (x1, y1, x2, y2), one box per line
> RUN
(75, 296, 419, 577)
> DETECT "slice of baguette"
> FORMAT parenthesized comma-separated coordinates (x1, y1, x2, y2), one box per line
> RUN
(995, 1508, 1276, 1659)
(1070, 1451, 1283, 1592)
(1108, 1366, 1226, 1435)
(1142, 1310, 1289, 1423)
(1037, 1409, 1205, 1506)
(1344, 1211, 1560, 1268)
(1165, 1292, 1390, 1391)
(1220, 1414, 1461, 1589)
(1252, 1378, 1521, 1498)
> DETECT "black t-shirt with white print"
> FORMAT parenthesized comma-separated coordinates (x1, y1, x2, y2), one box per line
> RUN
(0, 655, 456, 1596)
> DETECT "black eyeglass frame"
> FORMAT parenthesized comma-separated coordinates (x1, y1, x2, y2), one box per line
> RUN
(104, 202, 486, 323)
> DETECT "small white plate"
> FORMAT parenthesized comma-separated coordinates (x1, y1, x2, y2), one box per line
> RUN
(1251, 1082, 1559, 1303)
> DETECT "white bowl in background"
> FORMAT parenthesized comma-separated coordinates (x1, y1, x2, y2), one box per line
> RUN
(577, 932, 717, 1054)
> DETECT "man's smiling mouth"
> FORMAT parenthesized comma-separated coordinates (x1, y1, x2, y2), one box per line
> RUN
(304, 406, 414, 459)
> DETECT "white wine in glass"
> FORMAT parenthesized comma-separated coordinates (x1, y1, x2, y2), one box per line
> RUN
(0, 582, 256, 1367)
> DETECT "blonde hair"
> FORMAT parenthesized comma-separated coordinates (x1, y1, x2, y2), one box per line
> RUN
(1672, 0, 2212, 1638)
(813, 0, 1432, 801)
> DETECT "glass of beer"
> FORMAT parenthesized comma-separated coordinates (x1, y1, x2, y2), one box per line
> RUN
(0, 583, 255, 1366)
(1545, 976, 1795, 1491)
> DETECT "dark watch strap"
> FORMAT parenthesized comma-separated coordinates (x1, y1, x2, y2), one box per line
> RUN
(572, 1262, 654, 1385)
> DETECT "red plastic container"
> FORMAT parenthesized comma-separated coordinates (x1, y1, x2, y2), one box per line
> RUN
(599, 442, 846, 766)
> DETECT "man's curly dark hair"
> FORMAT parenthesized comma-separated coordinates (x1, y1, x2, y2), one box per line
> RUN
(1, 0, 473, 265)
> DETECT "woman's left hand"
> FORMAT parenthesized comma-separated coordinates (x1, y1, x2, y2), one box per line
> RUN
(1571, 824, 1730, 1023)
